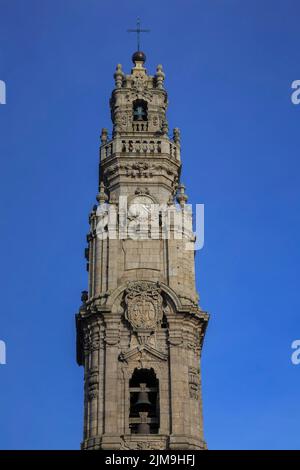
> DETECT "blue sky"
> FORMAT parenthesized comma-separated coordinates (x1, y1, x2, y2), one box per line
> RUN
(0, 0, 300, 450)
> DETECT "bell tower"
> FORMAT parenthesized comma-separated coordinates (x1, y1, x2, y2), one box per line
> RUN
(76, 50, 209, 450)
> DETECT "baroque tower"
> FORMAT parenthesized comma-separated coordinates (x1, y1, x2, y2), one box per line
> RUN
(76, 50, 209, 450)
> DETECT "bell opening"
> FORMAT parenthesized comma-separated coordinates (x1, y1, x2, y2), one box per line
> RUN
(129, 368, 159, 435)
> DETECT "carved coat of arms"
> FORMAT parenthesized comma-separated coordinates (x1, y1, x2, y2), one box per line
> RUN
(125, 282, 163, 331)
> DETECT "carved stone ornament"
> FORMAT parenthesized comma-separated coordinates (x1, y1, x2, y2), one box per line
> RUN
(135, 441, 165, 450)
(126, 88, 153, 103)
(124, 281, 163, 332)
(188, 366, 200, 400)
(132, 74, 148, 92)
(120, 438, 166, 450)
(87, 366, 99, 401)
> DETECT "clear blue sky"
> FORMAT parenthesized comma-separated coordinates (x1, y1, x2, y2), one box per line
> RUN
(0, 0, 300, 450)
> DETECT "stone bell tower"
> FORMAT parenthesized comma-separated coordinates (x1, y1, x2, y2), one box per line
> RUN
(76, 50, 209, 450)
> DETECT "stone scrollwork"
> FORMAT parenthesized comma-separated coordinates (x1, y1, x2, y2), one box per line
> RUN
(120, 438, 166, 450)
(83, 332, 91, 356)
(136, 441, 165, 450)
(188, 366, 200, 400)
(126, 87, 153, 103)
(91, 331, 100, 352)
(124, 281, 163, 332)
(87, 366, 99, 401)
(132, 74, 148, 92)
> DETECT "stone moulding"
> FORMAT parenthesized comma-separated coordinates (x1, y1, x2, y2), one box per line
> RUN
(119, 343, 168, 364)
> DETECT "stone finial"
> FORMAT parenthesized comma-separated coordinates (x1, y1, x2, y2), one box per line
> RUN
(132, 51, 146, 65)
(114, 64, 124, 88)
(131, 51, 147, 74)
(81, 290, 88, 304)
(96, 182, 108, 205)
(155, 64, 165, 89)
(100, 128, 108, 144)
(167, 194, 174, 206)
(173, 128, 181, 144)
(176, 183, 188, 208)
(162, 119, 168, 135)
(109, 193, 118, 205)
(88, 204, 97, 224)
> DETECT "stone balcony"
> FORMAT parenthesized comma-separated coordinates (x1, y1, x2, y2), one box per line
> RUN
(132, 121, 148, 132)
(101, 137, 180, 162)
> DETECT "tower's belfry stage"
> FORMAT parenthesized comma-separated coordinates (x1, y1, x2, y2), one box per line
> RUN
(76, 49, 209, 450)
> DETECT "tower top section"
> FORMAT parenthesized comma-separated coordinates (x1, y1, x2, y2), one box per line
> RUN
(100, 53, 181, 202)
(109, 52, 169, 138)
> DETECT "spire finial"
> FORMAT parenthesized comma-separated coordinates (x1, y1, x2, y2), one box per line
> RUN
(176, 183, 188, 208)
(127, 18, 150, 51)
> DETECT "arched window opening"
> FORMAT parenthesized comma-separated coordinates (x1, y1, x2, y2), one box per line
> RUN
(129, 368, 159, 434)
(133, 100, 148, 121)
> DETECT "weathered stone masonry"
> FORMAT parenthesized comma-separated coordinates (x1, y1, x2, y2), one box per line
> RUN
(76, 51, 209, 450)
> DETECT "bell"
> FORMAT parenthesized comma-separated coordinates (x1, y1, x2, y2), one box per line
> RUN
(137, 412, 150, 435)
(135, 383, 151, 410)
(137, 422, 150, 434)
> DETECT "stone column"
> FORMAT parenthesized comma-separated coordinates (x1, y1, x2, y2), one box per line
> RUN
(102, 314, 121, 449)
(121, 367, 131, 435)
(88, 321, 100, 438)
(156, 365, 169, 435)
(97, 326, 105, 437)
(82, 326, 91, 441)
(168, 319, 190, 449)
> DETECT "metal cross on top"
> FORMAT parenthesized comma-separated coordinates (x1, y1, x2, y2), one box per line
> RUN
(127, 18, 150, 51)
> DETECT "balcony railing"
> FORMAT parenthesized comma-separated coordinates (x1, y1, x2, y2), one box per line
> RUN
(132, 122, 148, 132)
(121, 140, 161, 154)
(101, 139, 180, 161)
